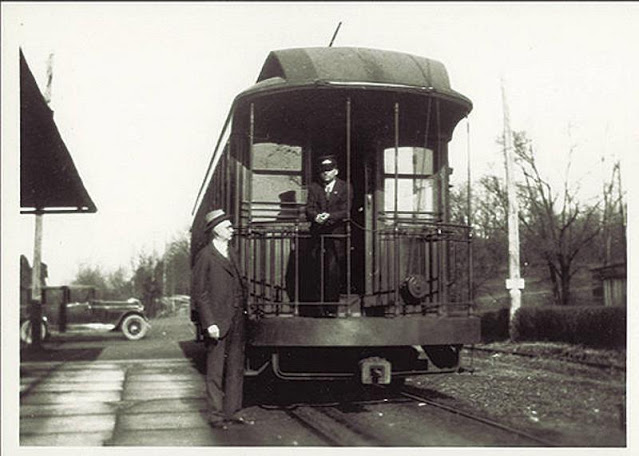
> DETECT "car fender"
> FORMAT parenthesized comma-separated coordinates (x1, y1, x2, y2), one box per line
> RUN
(115, 312, 150, 330)
(20, 315, 48, 325)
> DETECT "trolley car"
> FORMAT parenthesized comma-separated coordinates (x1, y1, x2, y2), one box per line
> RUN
(191, 47, 480, 385)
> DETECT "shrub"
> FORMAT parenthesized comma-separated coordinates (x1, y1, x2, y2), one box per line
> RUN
(478, 307, 510, 343)
(512, 305, 626, 348)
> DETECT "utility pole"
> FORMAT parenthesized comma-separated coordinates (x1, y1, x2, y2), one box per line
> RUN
(615, 162, 626, 256)
(162, 241, 167, 297)
(29, 53, 54, 348)
(29, 212, 44, 347)
(501, 80, 524, 337)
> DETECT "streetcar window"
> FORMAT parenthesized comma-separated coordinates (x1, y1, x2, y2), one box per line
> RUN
(252, 175, 303, 202)
(384, 178, 435, 213)
(251, 142, 304, 221)
(383, 147, 436, 217)
(384, 147, 433, 175)
(253, 143, 302, 171)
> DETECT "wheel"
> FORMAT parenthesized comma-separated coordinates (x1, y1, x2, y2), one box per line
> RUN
(121, 314, 149, 340)
(20, 319, 48, 345)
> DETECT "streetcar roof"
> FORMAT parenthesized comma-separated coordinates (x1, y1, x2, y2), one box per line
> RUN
(236, 47, 471, 107)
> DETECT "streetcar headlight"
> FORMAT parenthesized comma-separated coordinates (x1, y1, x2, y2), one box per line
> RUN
(400, 274, 428, 305)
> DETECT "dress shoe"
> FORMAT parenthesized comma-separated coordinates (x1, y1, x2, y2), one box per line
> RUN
(207, 418, 228, 430)
(228, 415, 252, 425)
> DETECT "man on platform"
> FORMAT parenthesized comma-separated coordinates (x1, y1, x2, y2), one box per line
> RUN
(305, 155, 353, 316)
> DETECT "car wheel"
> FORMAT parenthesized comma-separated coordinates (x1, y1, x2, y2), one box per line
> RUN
(20, 319, 48, 345)
(121, 314, 148, 340)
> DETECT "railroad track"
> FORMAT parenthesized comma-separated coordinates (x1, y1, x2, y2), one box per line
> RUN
(465, 346, 625, 372)
(285, 404, 386, 446)
(260, 391, 408, 446)
(263, 384, 562, 446)
(400, 384, 560, 447)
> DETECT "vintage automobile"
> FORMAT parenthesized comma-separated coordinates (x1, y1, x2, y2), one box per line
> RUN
(20, 285, 150, 344)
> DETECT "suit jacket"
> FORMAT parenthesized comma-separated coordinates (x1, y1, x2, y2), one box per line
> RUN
(306, 178, 353, 235)
(191, 243, 247, 339)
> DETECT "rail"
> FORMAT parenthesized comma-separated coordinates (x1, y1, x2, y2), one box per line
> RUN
(400, 385, 560, 447)
(237, 219, 473, 318)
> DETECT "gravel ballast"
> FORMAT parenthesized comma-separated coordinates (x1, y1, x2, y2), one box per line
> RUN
(406, 343, 626, 447)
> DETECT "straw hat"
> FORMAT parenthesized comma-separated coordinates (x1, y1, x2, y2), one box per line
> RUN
(205, 209, 231, 231)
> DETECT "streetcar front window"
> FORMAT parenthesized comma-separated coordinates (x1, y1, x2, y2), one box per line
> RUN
(383, 147, 437, 219)
(384, 147, 433, 175)
(251, 142, 304, 222)
(384, 178, 435, 214)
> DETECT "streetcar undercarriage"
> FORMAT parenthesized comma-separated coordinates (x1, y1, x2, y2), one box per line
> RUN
(245, 344, 463, 384)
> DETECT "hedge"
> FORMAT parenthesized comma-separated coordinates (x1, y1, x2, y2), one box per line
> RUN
(478, 305, 626, 348)
(478, 307, 510, 343)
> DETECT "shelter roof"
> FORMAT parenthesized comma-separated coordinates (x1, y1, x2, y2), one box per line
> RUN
(20, 49, 96, 214)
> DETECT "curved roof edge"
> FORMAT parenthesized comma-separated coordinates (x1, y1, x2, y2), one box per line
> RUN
(258, 47, 452, 88)
(236, 47, 471, 112)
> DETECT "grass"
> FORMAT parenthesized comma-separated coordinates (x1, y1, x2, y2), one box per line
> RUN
(476, 341, 626, 369)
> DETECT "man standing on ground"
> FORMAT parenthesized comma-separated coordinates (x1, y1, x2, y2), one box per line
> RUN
(192, 209, 249, 429)
(305, 155, 353, 316)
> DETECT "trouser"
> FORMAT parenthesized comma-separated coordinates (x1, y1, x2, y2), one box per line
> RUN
(314, 237, 345, 315)
(205, 311, 245, 420)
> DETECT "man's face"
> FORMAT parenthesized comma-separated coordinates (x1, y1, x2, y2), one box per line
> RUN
(320, 167, 338, 184)
(213, 220, 234, 242)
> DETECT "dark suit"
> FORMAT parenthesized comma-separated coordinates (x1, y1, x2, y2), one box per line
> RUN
(192, 243, 247, 421)
(304, 178, 353, 314)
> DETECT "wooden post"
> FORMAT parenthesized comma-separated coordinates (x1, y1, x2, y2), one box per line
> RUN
(29, 212, 44, 347)
(501, 81, 524, 337)
(27, 53, 55, 347)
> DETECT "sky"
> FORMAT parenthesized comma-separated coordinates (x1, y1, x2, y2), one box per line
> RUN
(3, 1, 638, 286)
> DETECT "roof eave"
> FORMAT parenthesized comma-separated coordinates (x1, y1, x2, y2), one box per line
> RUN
(235, 79, 473, 113)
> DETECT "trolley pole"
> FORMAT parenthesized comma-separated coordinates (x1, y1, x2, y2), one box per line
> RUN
(328, 22, 342, 47)
(501, 81, 524, 337)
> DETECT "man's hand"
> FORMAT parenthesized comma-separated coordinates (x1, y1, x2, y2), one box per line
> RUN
(315, 212, 330, 224)
(207, 324, 220, 339)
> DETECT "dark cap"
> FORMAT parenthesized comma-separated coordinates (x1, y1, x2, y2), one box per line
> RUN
(317, 155, 337, 172)
(205, 209, 231, 231)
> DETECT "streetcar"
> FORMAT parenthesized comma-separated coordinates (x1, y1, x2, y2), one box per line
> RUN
(191, 47, 480, 386)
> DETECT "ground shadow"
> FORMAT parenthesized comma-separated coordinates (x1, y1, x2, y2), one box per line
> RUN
(401, 384, 455, 401)
(177, 339, 457, 412)
(178, 340, 207, 375)
(20, 346, 104, 362)
(243, 376, 416, 411)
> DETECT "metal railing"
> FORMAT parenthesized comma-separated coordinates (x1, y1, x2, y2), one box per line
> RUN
(238, 218, 473, 318)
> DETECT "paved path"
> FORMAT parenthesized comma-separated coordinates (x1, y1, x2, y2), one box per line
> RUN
(20, 356, 333, 447)
(18, 315, 341, 447)
(18, 316, 278, 446)
(18, 312, 328, 448)
(21, 358, 224, 446)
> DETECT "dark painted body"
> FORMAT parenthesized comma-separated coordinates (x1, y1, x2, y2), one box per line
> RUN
(191, 47, 479, 383)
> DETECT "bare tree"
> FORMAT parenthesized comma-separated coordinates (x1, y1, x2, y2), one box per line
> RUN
(514, 132, 601, 306)
(73, 263, 108, 291)
(450, 176, 508, 300)
(163, 230, 191, 296)
(131, 252, 164, 317)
